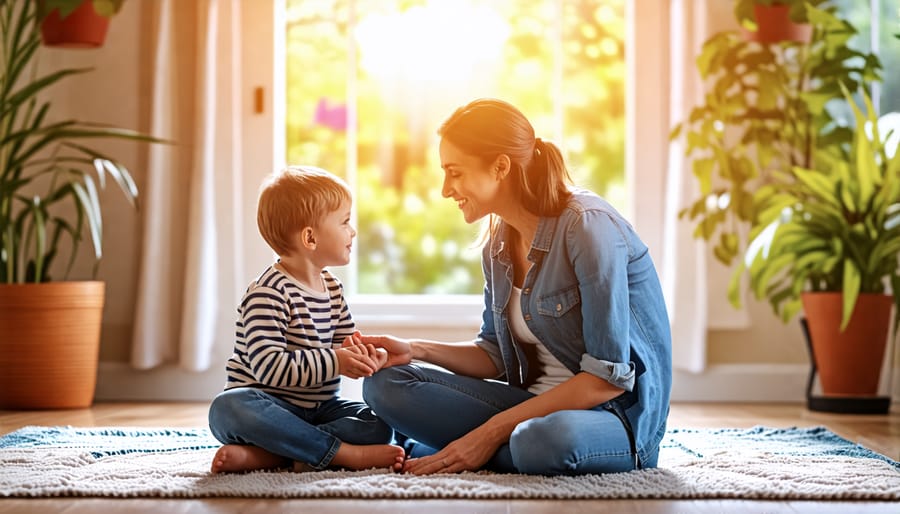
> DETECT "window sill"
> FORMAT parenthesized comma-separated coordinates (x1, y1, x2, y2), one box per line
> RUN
(348, 294, 483, 328)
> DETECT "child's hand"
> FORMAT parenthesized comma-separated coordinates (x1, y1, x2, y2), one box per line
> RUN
(335, 346, 379, 379)
(341, 331, 391, 371)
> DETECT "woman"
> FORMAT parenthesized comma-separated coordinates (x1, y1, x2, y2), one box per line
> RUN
(359, 98, 672, 476)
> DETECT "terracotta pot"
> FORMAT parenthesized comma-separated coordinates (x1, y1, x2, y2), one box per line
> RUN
(746, 4, 812, 44)
(801, 292, 891, 396)
(41, 0, 110, 48)
(0, 282, 105, 409)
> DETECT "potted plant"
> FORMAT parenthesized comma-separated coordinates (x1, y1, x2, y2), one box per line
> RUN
(670, 2, 895, 412)
(737, 85, 900, 404)
(38, 0, 125, 48)
(0, 0, 163, 409)
(671, 2, 881, 268)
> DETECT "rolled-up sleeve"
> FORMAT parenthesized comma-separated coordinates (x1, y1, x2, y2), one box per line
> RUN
(580, 355, 635, 391)
(474, 336, 504, 378)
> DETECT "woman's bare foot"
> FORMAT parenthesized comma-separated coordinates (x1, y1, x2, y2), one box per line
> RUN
(210, 444, 289, 474)
(330, 443, 406, 472)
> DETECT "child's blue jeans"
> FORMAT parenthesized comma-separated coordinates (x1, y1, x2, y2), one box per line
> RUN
(208, 387, 394, 469)
(363, 363, 658, 475)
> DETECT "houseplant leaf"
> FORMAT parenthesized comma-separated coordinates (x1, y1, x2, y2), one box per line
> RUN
(0, 0, 167, 283)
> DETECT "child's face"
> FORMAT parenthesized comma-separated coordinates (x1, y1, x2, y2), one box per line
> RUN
(314, 198, 356, 266)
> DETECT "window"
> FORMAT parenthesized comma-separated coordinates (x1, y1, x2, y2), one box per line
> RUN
(237, 1, 665, 330)
(832, 0, 900, 122)
(283, 0, 627, 299)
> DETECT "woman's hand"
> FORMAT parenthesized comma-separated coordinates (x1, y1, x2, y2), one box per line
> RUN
(356, 334, 413, 368)
(402, 424, 502, 475)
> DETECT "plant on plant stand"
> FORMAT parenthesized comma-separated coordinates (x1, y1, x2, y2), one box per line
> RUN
(671, 2, 882, 268)
(736, 85, 900, 413)
(0, 0, 164, 408)
(669, 2, 892, 412)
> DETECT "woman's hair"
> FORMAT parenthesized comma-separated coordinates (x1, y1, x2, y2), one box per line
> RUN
(257, 165, 351, 256)
(437, 98, 572, 228)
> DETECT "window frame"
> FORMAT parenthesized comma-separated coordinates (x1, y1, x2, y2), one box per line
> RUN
(243, 0, 670, 334)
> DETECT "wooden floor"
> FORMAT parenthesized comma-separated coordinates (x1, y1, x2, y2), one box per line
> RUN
(0, 402, 897, 513)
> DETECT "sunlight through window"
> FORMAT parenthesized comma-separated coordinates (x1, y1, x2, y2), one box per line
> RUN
(285, 0, 626, 295)
(356, 1, 510, 88)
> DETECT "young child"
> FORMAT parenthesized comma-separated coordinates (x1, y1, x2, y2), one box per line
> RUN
(208, 165, 404, 474)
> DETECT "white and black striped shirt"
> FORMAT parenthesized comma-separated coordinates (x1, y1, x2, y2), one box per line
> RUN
(224, 264, 355, 408)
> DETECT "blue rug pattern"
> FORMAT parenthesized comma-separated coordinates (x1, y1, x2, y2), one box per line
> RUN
(664, 425, 899, 468)
(2, 424, 895, 467)
(0, 425, 897, 499)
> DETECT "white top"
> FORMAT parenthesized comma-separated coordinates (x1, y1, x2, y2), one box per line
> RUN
(509, 287, 575, 394)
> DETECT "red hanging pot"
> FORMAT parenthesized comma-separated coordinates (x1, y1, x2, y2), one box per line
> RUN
(41, 0, 111, 48)
(745, 4, 811, 44)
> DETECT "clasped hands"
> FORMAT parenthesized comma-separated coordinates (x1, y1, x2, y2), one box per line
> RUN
(338, 332, 413, 379)
(335, 331, 390, 379)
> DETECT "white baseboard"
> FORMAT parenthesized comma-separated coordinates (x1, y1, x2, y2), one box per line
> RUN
(672, 364, 808, 402)
(96, 361, 899, 405)
(673, 363, 900, 404)
(94, 362, 369, 403)
(95, 362, 226, 402)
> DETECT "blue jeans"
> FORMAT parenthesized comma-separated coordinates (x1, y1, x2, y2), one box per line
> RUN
(208, 388, 394, 470)
(363, 364, 657, 475)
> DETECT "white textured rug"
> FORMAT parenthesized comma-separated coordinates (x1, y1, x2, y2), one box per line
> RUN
(0, 425, 897, 499)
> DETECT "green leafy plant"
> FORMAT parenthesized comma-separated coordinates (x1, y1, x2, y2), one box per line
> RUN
(1, 0, 163, 283)
(735, 85, 900, 331)
(670, 2, 882, 266)
(38, 0, 125, 20)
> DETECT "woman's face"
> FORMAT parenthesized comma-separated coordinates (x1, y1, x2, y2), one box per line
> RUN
(439, 138, 502, 224)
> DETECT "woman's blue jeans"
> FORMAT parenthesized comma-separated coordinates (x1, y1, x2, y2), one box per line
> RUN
(208, 387, 394, 469)
(363, 364, 657, 475)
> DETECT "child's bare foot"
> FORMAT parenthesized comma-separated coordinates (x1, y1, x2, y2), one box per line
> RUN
(330, 443, 406, 471)
(210, 444, 288, 474)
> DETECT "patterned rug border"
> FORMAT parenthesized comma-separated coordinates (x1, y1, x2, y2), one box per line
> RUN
(1, 425, 898, 500)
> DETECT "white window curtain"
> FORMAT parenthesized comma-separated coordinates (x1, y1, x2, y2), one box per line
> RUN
(131, 0, 245, 372)
(660, 0, 751, 373)
(660, 0, 710, 374)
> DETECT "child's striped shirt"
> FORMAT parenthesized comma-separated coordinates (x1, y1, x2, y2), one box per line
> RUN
(224, 264, 355, 408)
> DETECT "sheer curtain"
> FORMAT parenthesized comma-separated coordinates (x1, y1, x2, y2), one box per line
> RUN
(660, 0, 751, 373)
(131, 0, 245, 372)
(660, 0, 709, 373)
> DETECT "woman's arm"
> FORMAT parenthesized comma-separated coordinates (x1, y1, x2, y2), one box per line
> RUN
(403, 371, 623, 474)
(357, 335, 501, 379)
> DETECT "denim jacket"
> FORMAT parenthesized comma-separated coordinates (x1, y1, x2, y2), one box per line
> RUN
(474, 189, 672, 466)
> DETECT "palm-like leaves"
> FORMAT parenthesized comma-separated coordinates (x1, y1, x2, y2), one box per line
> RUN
(1, 0, 164, 283)
(733, 85, 900, 332)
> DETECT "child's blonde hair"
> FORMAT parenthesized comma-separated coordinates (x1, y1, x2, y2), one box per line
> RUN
(257, 165, 352, 256)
